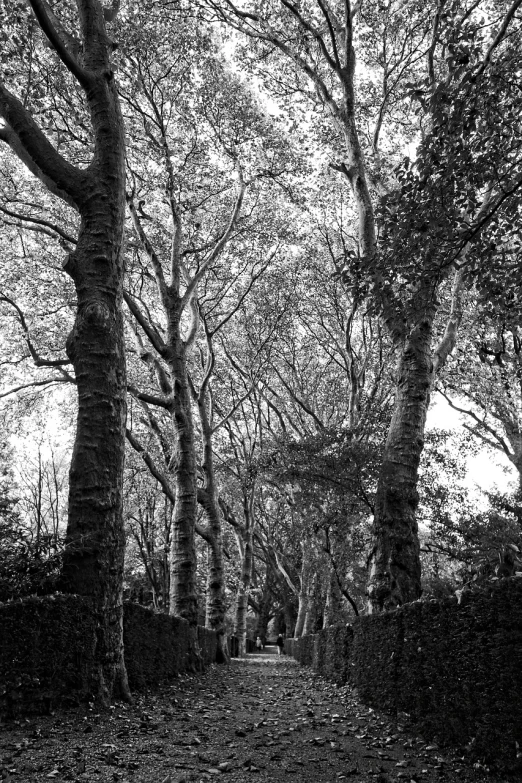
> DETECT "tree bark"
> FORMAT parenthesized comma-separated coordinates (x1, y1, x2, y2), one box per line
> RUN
(302, 571, 319, 636)
(234, 525, 254, 656)
(167, 326, 199, 630)
(195, 384, 230, 663)
(323, 565, 344, 627)
(294, 540, 312, 638)
(0, 0, 131, 703)
(366, 314, 435, 612)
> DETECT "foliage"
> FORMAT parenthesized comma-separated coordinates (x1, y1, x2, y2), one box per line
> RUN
(0, 521, 63, 602)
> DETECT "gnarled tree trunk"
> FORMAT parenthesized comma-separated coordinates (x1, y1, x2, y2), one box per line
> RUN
(0, 0, 130, 703)
(367, 314, 435, 611)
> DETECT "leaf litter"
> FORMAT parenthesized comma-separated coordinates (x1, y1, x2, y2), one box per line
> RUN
(0, 649, 508, 783)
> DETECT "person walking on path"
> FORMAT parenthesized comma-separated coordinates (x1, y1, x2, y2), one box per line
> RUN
(256, 636, 263, 651)
(276, 634, 284, 656)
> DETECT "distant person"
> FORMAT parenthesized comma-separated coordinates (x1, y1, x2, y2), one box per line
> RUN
(276, 633, 284, 656)
(256, 636, 263, 651)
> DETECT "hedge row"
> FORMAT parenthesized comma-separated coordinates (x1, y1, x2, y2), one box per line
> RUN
(285, 577, 522, 773)
(0, 596, 219, 717)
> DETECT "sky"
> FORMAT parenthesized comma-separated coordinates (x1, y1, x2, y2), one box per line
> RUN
(427, 394, 515, 495)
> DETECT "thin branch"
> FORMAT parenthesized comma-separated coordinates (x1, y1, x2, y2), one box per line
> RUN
(437, 388, 513, 458)
(125, 428, 176, 505)
(316, 0, 342, 68)
(0, 377, 73, 399)
(0, 293, 72, 369)
(127, 384, 171, 410)
(181, 175, 247, 310)
(0, 204, 77, 245)
(474, 0, 522, 81)
(280, 0, 339, 72)
(127, 198, 168, 304)
(123, 290, 167, 357)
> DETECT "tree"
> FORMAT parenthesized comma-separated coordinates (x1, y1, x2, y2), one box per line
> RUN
(0, 0, 129, 701)
(119, 5, 290, 660)
(207, 0, 522, 611)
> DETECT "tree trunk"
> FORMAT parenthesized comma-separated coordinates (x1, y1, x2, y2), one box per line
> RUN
(55, 5, 129, 703)
(0, 0, 131, 705)
(204, 533, 229, 663)
(366, 316, 434, 612)
(197, 395, 230, 663)
(254, 572, 273, 643)
(294, 539, 312, 638)
(167, 334, 199, 630)
(234, 526, 253, 656)
(283, 596, 296, 638)
(323, 565, 344, 627)
(302, 571, 318, 636)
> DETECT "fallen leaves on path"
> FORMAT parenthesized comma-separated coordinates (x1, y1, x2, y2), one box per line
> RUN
(0, 649, 504, 783)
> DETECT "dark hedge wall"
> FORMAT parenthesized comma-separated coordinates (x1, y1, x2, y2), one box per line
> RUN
(123, 602, 194, 689)
(287, 578, 522, 772)
(0, 596, 219, 717)
(314, 625, 354, 685)
(0, 595, 98, 717)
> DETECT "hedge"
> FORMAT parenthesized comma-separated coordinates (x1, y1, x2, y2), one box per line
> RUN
(285, 577, 522, 772)
(0, 596, 219, 717)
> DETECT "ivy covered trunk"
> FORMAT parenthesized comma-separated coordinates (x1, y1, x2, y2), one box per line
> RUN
(366, 314, 435, 612)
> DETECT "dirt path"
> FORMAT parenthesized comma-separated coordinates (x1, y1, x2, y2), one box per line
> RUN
(0, 649, 505, 783)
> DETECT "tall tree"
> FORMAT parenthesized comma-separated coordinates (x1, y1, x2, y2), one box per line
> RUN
(208, 0, 522, 611)
(0, 0, 129, 700)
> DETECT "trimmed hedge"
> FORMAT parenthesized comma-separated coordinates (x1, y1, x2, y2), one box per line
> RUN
(0, 594, 98, 717)
(0, 596, 219, 717)
(123, 602, 194, 689)
(286, 577, 522, 772)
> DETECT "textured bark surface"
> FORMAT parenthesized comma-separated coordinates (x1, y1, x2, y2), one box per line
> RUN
(302, 572, 318, 637)
(197, 397, 230, 664)
(167, 331, 198, 630)
(366, 316, 435, 612)
(294, 540, 312, 638)
(323, 566, 344, 627)
(32, 2, 130, 702)
(234, 527, 253, 656)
